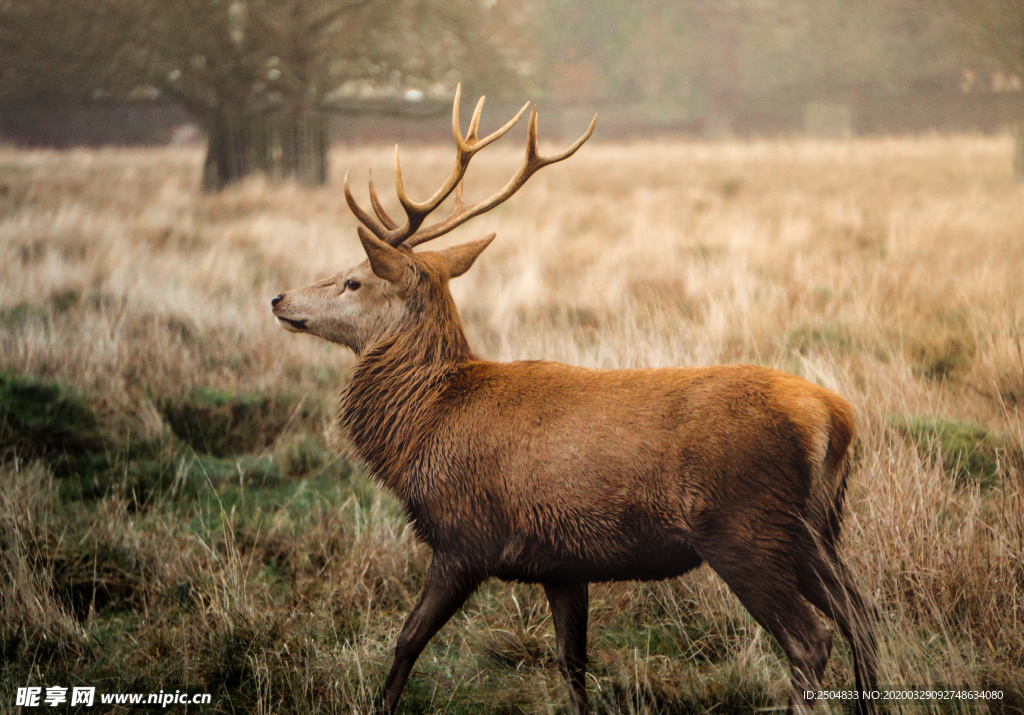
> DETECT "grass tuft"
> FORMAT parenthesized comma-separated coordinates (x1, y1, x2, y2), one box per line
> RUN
(160, 386, 318, 458)
(0, 371, 107, 475)
(889, 415, 1015, 488)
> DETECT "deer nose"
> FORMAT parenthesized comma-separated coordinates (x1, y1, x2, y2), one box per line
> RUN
(271, 294, 284, 307)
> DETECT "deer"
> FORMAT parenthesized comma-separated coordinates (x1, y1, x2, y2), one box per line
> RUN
(270, 86, 879, 715)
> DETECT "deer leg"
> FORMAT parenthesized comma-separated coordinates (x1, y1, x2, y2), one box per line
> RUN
(797, 553, 879, 715)
(375, 559, 478, 714)
(705, 552, 831, 714)
(543, 581, 590, 715)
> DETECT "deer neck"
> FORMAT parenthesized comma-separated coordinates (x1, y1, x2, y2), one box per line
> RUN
(337, 294, 473, 496)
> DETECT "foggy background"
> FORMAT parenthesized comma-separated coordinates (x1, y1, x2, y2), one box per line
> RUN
(2, 0, 1023, 189)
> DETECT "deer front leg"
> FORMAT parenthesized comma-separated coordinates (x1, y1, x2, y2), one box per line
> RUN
(375, 559, 478, 714)
(543, 581, 590, 715)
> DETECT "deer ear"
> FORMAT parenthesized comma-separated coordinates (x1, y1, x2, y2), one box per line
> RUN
(357, 227, 413, 283)
(437, 234, 495, 279)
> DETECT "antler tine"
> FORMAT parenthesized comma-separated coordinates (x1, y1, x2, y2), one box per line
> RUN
(392, 146, 429, 239)
(450, 93, 529, 216)
(465, 98, 530, 153)
(538, 112, 598, 166)
(452, 177, 467, 214)
(392, 83, 475, 223)
(368, 170, 398, 231)
(453, 95, 485, 213)
(344, 171, 389, 240)
(466, 95, 485, 144)
(402, 107, 598, 249)
(389, 85, 529, 246)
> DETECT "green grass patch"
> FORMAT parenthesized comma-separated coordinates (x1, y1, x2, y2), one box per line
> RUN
(0, 370, 108, 477)
(889, 415, 1015, 489)
(160, 386, 321, 458)
(600, 620, 732, 665)
(188, 466, 357, 536)
(0, 372, 347, 509)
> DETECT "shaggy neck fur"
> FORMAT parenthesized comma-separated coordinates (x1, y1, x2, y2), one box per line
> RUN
(338, 278, 474, 498)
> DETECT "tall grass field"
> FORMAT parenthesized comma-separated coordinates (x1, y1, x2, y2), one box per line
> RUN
(1, 134, 1022, 713)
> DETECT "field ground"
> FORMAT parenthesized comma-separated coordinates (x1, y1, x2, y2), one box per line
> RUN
(1, 134, 1023, 713)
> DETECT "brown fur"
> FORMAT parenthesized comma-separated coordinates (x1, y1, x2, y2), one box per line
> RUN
(272, 247, 878, 714)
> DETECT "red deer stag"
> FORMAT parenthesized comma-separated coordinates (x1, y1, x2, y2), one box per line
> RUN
(271, 86, 878, 714)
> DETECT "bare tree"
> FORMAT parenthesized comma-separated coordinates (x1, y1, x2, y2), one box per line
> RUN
(0, 0, 528, 191)
(126, 0, 365, 190)
(127, 0, 528, 190)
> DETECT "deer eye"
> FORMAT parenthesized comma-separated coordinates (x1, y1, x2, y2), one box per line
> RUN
(344, 278, 361, 291)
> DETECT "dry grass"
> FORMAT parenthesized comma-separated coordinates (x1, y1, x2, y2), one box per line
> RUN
(1, 134, 1023, 713)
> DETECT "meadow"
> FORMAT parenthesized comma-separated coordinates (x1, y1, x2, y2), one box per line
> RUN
(1, 132, 1022, 713)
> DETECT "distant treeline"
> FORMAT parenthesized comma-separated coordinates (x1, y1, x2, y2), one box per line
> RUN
(2, 90, 1022, 149)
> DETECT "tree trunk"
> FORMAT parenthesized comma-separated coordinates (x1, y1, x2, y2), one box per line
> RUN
(202, 109, 253, 192)
(202, 107, 328, 192)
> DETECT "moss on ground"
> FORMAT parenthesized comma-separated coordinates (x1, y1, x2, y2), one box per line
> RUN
(160, 386, 321, 458)
(0, 372, 346, 507)
(0, 370, 108, 476)
(889, 415, 1020, 489)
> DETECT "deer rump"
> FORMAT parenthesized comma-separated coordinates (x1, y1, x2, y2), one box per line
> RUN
(397, 361, 853, 584)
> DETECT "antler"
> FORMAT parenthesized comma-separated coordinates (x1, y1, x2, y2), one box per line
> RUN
(344, 84, 597, 249)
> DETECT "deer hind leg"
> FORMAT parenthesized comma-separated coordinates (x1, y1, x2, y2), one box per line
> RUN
(704, 547, 832, 714)
(376, 558, 479, 714)
(543, 581, 590, 715)
(797, 552, 879, 715)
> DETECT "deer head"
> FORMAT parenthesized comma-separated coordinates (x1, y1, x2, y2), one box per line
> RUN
(271, 85, 596, 356)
